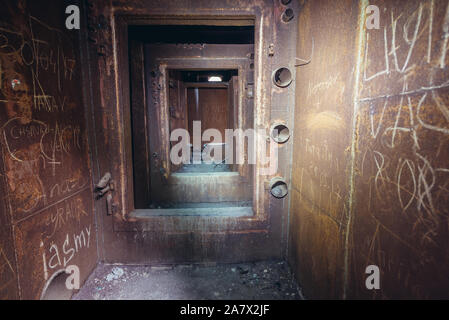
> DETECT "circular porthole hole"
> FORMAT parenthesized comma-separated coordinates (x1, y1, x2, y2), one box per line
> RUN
(270, 178, 288, 198)
(273, 67, 292, 88)
(40, 270, 73, 300)
(271, 123, 290, 144)
(282, 8, 294, 23)
(281, 0, 291, 5)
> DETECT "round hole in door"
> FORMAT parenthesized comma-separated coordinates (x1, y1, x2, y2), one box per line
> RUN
(281, 8, 295, 23)
(281, 0, 291, 5)
(270, 177, 288, 199)
(273, 67, 292, 88)
(40, 270, 73, 300)
(271, 123, 290, 144)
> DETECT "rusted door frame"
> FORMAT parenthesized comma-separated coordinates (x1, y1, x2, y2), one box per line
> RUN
(114, 13, 273, 224)
(143, 54, 251, 205)
(90, 0, 297, 264)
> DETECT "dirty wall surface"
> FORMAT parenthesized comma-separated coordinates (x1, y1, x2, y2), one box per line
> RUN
(0, 0, 97, 299)
(289, 0, 449, 299)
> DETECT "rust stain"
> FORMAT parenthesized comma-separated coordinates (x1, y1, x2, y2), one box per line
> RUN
(290, 0, 449, 299)
(306, 111, 344, 131)
(0, 0, 96, 299)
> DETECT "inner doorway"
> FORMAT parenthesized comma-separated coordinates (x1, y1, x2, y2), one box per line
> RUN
(128, 25, 255, 214)
(169, 69, 237, 174)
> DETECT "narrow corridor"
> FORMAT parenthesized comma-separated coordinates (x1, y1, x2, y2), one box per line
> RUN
(1, 0, 449, 303)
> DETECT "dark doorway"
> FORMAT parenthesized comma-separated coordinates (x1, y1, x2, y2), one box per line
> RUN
(128, 25, 254, 213)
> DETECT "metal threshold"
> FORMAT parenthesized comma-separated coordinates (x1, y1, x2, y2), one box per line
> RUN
(131, 203, 253, 217)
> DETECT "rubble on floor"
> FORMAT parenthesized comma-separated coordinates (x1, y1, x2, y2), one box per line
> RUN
(73, 261, 304, 300)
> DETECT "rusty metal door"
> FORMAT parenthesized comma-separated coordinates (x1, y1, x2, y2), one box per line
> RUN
(0, 0, 97, 299)
(85, 0, 298, 266)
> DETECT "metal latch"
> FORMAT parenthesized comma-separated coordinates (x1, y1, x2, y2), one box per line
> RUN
(95, 172, 115, 215)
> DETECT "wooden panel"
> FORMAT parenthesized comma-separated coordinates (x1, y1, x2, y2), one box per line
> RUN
(187, 87, 228, 144)
(200, 88, 228, 140)
(0, 0, 96, 299)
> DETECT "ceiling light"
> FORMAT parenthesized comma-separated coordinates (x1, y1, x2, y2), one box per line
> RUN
(208, 76, 222, 82)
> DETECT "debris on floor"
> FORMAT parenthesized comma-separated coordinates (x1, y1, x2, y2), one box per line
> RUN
(105, 267, 125, 282)
(73, 261, 303, 300)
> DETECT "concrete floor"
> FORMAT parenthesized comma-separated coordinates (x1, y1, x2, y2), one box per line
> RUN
(176, 163, 232, 173)
(73, 261, 304, 300)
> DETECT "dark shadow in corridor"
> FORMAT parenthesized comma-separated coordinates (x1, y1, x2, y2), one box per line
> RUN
(73, 261, 303, 300)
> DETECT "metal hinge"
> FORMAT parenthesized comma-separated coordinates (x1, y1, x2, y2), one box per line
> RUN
(95, 172, 116, 215)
